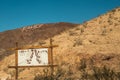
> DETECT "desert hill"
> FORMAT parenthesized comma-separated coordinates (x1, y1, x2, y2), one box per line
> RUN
(0, 22, 78, 49)
(0, 22, 78, 60)
(0, 7, 120, 80)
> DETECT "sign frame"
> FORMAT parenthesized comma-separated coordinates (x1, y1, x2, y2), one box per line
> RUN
(8, 38, 58, 80)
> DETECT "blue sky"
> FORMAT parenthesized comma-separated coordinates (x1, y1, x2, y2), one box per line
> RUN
(0, 0, 120, 32)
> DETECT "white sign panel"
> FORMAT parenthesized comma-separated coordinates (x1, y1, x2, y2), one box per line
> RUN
(18, 48, 48, 66)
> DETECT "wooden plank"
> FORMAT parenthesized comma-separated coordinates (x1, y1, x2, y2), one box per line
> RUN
(9, 45, 58, 50)
(8, 65, 58, 68)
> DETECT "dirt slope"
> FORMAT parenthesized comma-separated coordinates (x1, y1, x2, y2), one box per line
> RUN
(0, 7, 120, 80)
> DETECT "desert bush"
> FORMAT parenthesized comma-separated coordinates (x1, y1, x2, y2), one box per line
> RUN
(108, 19, 113, 25)
(77, 57, 120, 80)
(7, 70, 15, 79)
(69, 31, 77, 36)
(83, 24, 87, 28)
(111, 9, 116, 12)
(54, 66, 66, 80)
(33, 55, 120, 80)
(80, 28, 84, 34)
(33, 67, 65, 80)
(118, 8, 120, 11)
(79, 58, 89, 80)
(75, 27, 80, 30)
(89, 66, 119, 80)
(34, 74, 42, 80)
(73, 38, 82, 47)
(114, 23, 119, 26)
(109, 28, 113, 31)
(101, 27, 107, 36)
(34, 68, 54, 80)
(99, 20, 102, 24)
(34, 73, 53, 80)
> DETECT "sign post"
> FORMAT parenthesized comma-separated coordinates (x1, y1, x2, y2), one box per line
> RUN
(15, 42, 18, 80)
(8, 38, 58, 80)
(50, 38, 54, 76)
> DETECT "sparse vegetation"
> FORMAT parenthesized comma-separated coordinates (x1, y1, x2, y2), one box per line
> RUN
(73, 38, 82, 47)
(75, 27, 80, 30)
(80, 28, 84, 34)
(31, 55, 120, 80)
(108, 19, 113, 25)
(79, 55, 120, 79)
(33, 67, 64, 80)
(111, 9, 116, 13)
(69, 31, 77, 36)
(109, 28, 113, 31)
(82, 23, 88, 29)
(101, 27, 107, 36)
(114, 23, 119, 26)
(1, 7, 120, 80)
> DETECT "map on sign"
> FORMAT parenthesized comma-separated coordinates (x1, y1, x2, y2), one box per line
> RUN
(18, 48, 48, 66)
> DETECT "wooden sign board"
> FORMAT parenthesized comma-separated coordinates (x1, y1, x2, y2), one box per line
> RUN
(18, 48, 48, 66)
(8, 39, 58, 80)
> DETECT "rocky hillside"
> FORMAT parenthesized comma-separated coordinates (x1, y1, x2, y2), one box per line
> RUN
(0, 7, 120, 80)
(0, 22, 78, 49)
(0, 22, 78, 60)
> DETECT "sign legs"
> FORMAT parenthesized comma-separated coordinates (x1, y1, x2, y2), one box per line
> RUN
(50, 38, 54, 76)
(15, 67, 18, 80)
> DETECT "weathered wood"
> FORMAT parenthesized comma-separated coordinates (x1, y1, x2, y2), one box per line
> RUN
(50, 38, 54, 76)
(48, 48, 51, 64)
(8, 65, 58, 68)
(8, 39, 58, 80)
(9, 45, 58, 50)
(15, 42, 18, 80)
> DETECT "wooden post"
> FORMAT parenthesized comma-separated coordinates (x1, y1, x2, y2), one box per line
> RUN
(50, 38, 54, 76)
(15, 42, 18, 80)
